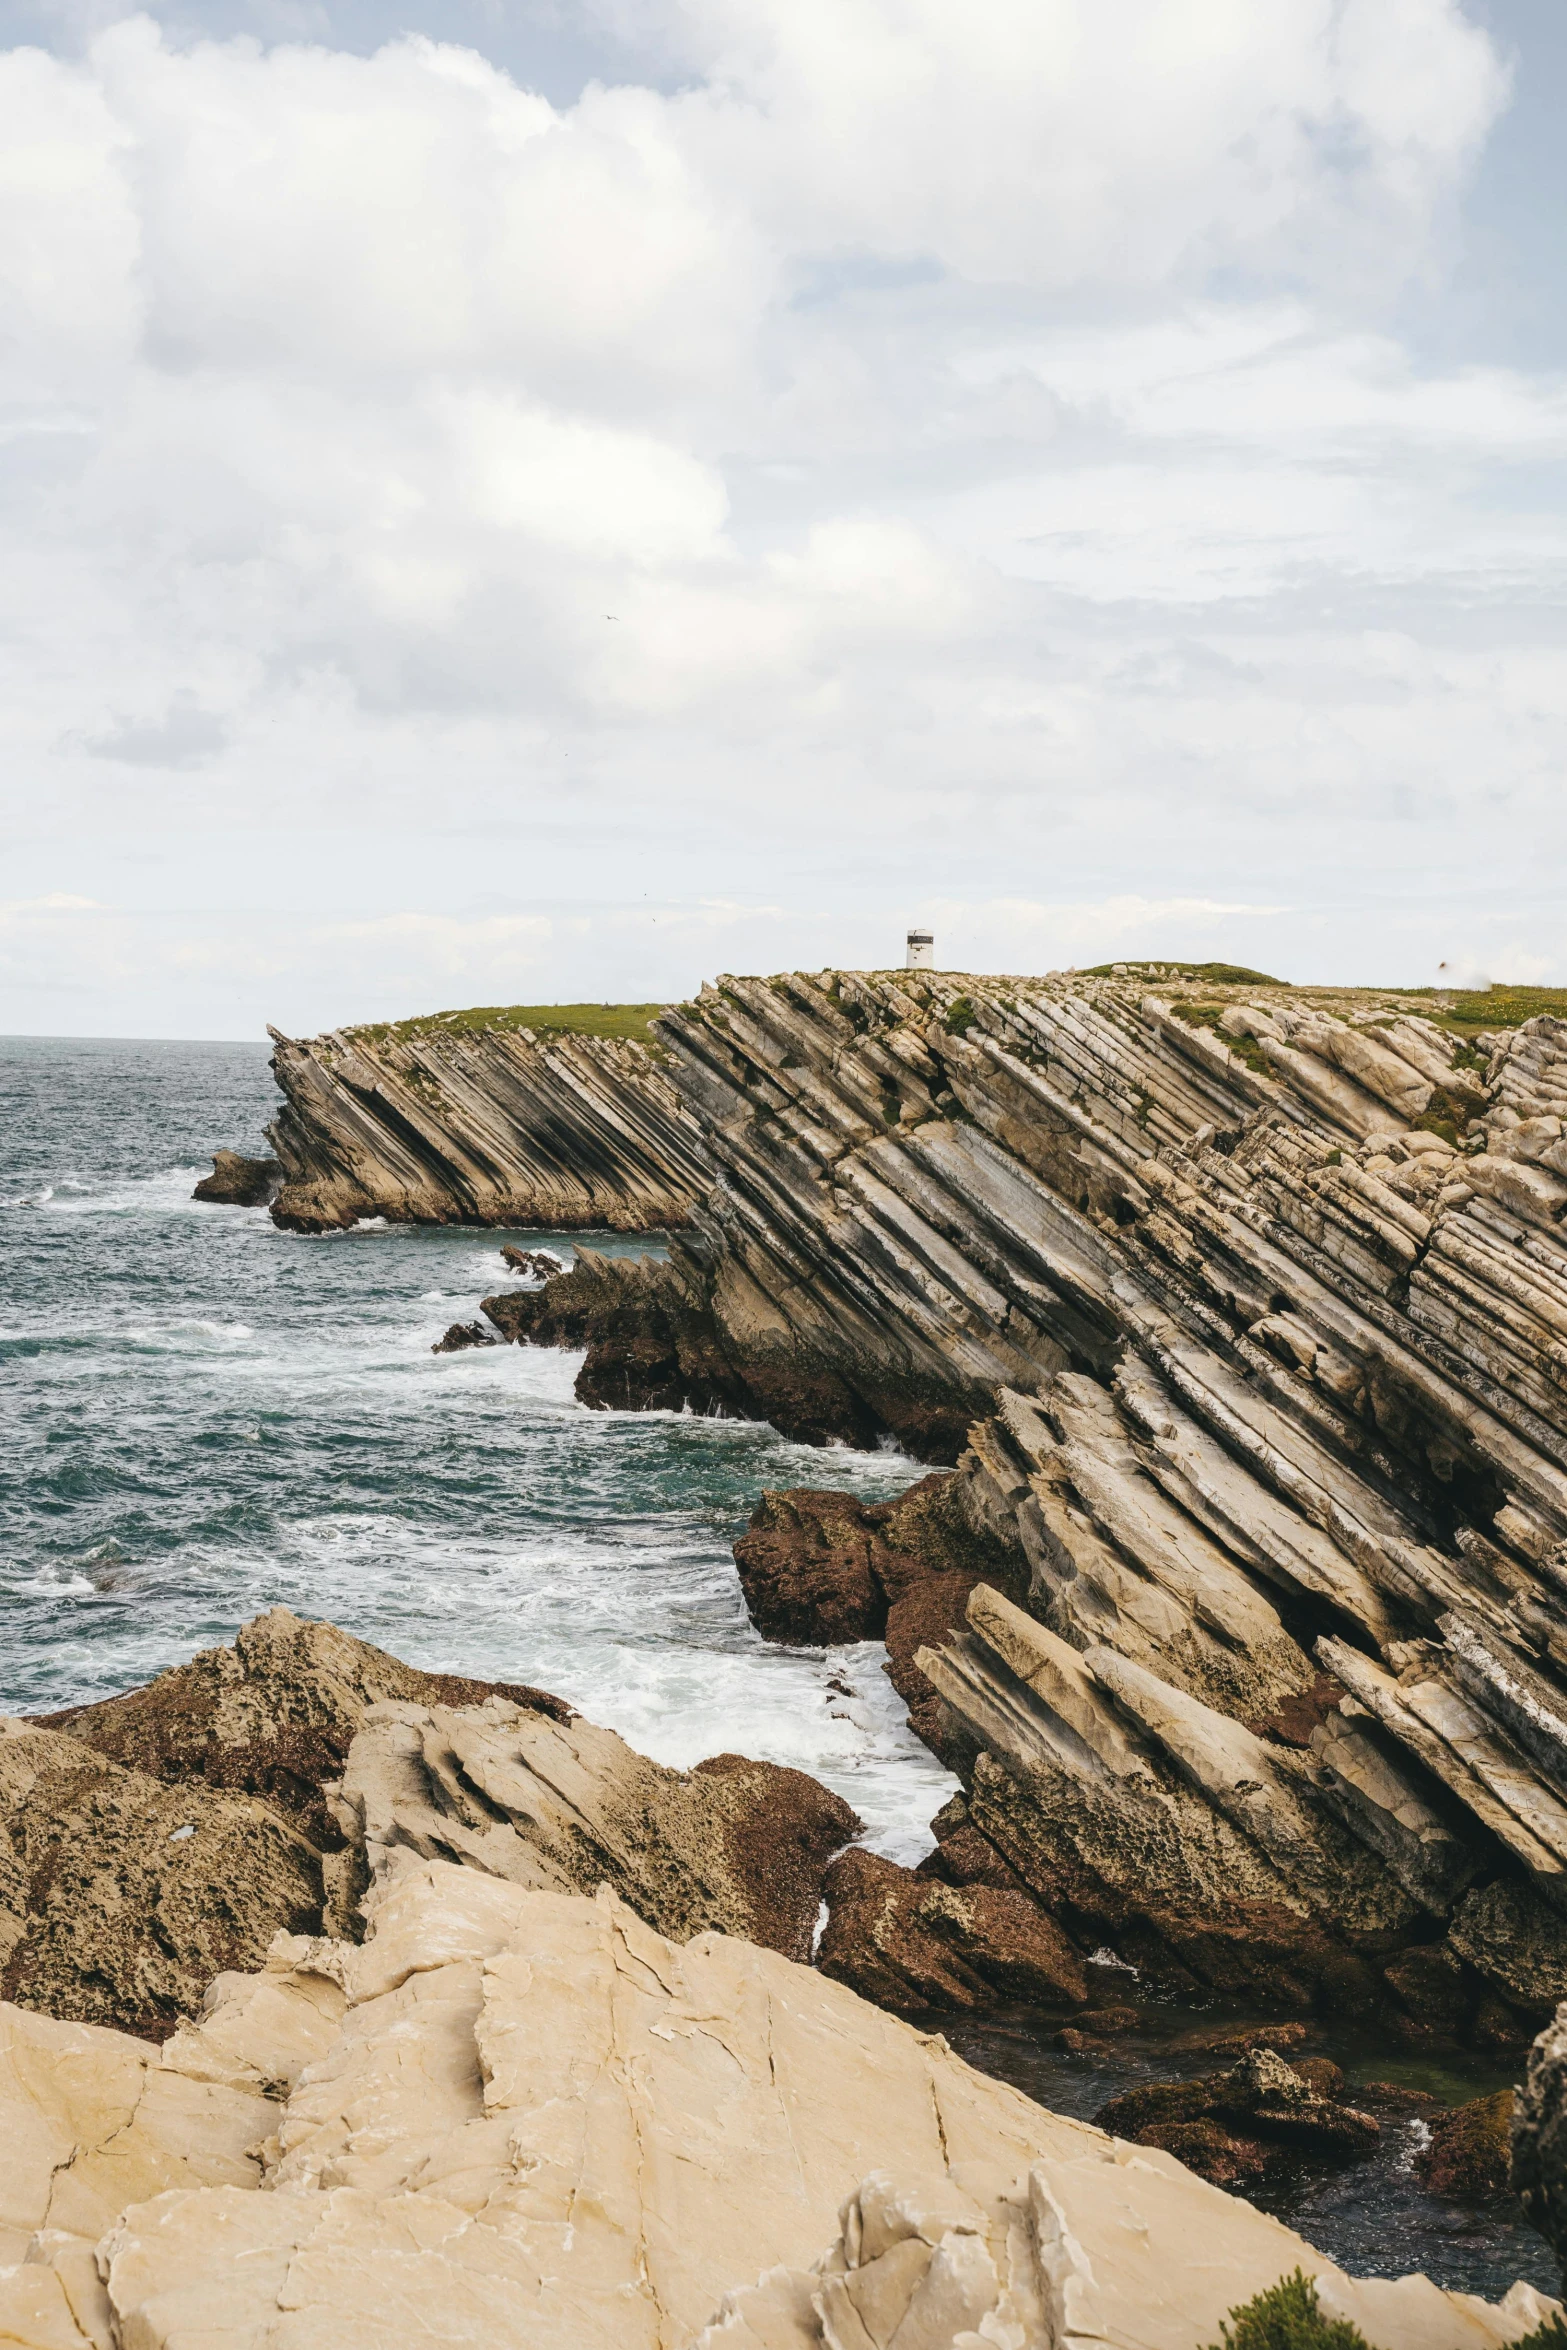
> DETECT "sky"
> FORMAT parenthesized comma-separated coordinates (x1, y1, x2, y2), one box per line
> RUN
(1, 0, 1564, 1037)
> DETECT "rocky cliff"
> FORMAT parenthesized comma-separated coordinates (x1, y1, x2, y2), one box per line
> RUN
(2, 1861, 1553, 2349)
(486, 969, 1567, 2025)
(262, 1009, 708, 1232)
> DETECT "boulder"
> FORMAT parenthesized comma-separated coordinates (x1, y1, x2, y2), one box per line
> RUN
(431, 1318, 498, 1352)
(816, 1845, 1088, 2014)
(1418, 2089, 1515, 2200)
(500, 1245, 565, 1279)
(1097, 2046, 1380, 2188)
(734, 1473, 1028, 1756)
(192, 1150, 281, 1206)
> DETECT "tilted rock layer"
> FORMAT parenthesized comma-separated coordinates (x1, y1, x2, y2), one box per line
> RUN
(265, 1018, 707, 1232)
(0, 1864, 1551, 2349)
(483, 974, 1567, 2019)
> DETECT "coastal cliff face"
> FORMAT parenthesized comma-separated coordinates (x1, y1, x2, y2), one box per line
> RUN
(264, 1013, 708, 1232)
(487, 970, 1567, 2023)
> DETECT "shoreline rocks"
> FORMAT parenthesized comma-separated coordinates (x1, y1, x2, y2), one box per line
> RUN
(192, 1148, 280, 1205)
(262, 1019, 707, 1232)
(3, 1863, 1552, 2350)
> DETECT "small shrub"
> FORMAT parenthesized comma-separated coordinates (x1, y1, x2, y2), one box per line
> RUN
(1202, 2270, 1369, 2349)
(944, 995, 977, 1038)
(1513, 2316, 1567, 2348)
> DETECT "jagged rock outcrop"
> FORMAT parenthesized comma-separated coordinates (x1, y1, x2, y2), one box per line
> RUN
(331, 1697, 858, 1959)
(264, 1016, 708, 1232)
(35, 1606, 570, 1854)
(192, 1148, 280, 1205)
(2, 1864, 1550, 2349)
(477, 974, 1567, 2021)
(732, 1473, 1026, 1754)
(8, 1612, 859, 2034)
(1096, 2046, 1379, 2191)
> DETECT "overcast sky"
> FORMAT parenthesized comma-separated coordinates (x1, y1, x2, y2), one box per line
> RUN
(1, 0, 1563, 1037)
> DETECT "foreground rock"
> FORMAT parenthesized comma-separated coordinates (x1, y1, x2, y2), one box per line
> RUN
(263, 1015, 708, 1231)
(334, 1697, 857, 1958)
(1, 1864, 1551, 2349)
(8, 1611, 861, 2034)
(192, 1148, 280, 1205)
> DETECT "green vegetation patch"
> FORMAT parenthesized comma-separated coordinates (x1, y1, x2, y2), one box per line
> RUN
(943, 994, 978, 1038)
(1407, 986, 1567, 1037)
(1202, 2270, 1369, 2349)
(1082, 960, 1285, 986)
(1201, 2268, 1567, 2350)
(347, 1003, 670, 1047)
(1169, 1002, 1273, 1077)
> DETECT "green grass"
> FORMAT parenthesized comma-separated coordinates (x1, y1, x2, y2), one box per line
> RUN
(345, 1003, 670, 1047)
(1402, 986, 1567, 1037)
(1082, 960, 1285, 986)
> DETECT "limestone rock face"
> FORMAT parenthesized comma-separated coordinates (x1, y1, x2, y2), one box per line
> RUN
(334, 1698, 859, 1960)
(478, 972, 1567, 2019)
(9, 1864, 1547, 2350)
(264, 1019, 708, 1232)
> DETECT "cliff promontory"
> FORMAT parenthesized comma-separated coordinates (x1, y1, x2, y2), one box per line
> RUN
(473, 968, 1567, 2028)
(259, 1004, 707, 1232)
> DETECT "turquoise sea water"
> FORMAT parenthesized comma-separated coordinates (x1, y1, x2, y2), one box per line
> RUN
(1, 1033, 1558, 2306)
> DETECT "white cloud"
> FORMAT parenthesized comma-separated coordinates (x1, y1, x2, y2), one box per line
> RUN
(0, 2, 1562, 1039)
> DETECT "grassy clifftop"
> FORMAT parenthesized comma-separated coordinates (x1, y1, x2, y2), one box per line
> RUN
(344, 1003, 669, 1048)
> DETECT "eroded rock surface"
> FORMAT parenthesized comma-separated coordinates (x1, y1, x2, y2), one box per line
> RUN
(192, 1149, 280, 1205)
(2, 1864, 1548, 2350)
(334, 1698, 858, 1959)
(732, 1472, 1026, 1754)
(264, 1018, 707, 1232)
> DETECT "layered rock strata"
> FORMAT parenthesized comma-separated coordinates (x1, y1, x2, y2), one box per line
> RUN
(481, 974, 1567, 2023)
(2, 1863, 1551, 2350)
(264, 1018, 707, 1231)
(6, 1613, 859, 2034)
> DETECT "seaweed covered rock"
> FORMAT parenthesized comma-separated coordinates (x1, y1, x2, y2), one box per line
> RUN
(733, 1471, 1027, 1753)
(192, 1150, 280, 1206)
(1418, 2089, 1515, 2200)
(34, 1606, 570, 1852)
(816, 1845, 1087, 2014)
(1097, 2046, 1380, 2189)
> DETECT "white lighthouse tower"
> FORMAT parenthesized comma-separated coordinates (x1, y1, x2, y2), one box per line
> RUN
(906, 927, 934, 971)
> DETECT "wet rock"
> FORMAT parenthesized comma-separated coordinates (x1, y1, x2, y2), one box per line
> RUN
(1077, 2002, 1142, 2035)
(1098, 2045, 1379, 2186)
(817, 1845, 1088, 2013)
(336, 1699, 858, 1962)
(192, 1149, 280, 1206)
(1515, 2002, 1567, 2272)
(34, 1606, 570, 1855)
(500, 1244, 565, 1278)
(1451, 1880, 1567, 2025)
(734, 1474, 1027, 1754)
(1136, 2118, 1270, 2191)
(1382, 1940, 1471, 2036)
(1181, 2021, 1311, 2061)
(431, 1318, 497, 1352)
(1417, 2088, 1514, 2199)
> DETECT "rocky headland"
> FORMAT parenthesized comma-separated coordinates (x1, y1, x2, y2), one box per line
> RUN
(242, 1005, 708, 1232)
